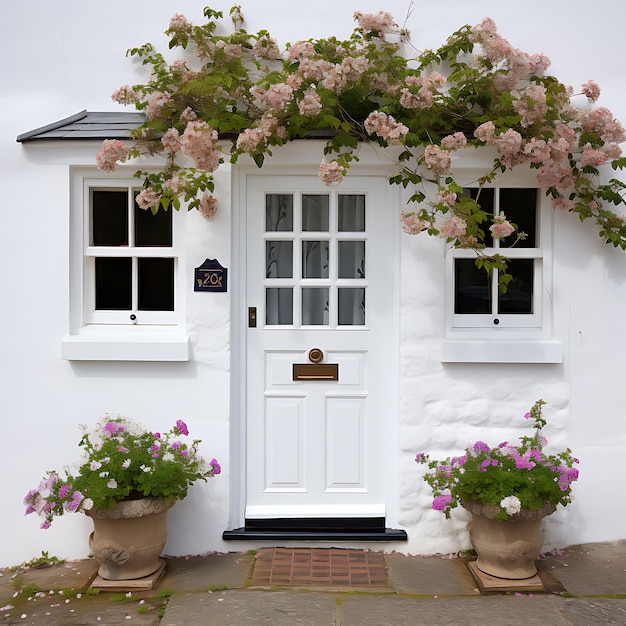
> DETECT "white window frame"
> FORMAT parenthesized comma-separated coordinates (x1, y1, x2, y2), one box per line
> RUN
(441, 169, 562, 364)
(62, 167, 189, 361)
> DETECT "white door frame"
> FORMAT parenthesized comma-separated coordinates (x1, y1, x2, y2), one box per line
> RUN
(229, 141, 401, 531)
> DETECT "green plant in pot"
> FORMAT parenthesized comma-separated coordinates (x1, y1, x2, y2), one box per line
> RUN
(24, 416, 220, 580)
(415, 400, 579, 579)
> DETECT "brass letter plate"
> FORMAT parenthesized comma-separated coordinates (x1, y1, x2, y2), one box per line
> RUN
(293, 363, 339, 381)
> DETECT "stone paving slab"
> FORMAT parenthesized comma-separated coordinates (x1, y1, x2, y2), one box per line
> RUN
(160, 552, 255, 592)
(385, 554, 478, 596)
(538, 540, 626, 596)
(160, 589, 626, 625)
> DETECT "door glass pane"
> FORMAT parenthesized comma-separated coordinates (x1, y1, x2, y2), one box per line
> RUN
(455, 259, 491, 314)
(92, 190, 128, 246)
(499, 189, 537, 248)
(338, 195, 365, 232)
(266, 241, 293, 278)
(138, 258, 174, 311)
(266, 288, 293, 325)
(302, 288, 329, 325)
(498, 259, 533, 314)
(302, 194, 329, 231)
(266, 194, 293, 231)
(95, 257, 132, 310)
(338, 288, 365, 325)
(338, 241, 365, 278)
(302, 241, 329, 278)
(135, 198, 172, 247)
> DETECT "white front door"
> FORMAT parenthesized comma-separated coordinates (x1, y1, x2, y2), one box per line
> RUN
(243, 170, 396, 527)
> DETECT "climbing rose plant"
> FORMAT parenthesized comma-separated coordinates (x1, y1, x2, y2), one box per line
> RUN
(97, 6, 626, 280)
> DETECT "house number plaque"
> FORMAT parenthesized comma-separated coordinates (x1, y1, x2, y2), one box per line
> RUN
(194, 258, 227, 292)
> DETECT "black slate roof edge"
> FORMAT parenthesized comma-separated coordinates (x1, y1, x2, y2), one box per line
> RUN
(16, 110, 146, 143)
(17, 111, 337, 143)
(17, 110, 89, 142)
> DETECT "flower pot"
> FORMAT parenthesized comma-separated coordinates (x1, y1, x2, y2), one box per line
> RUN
(464, 501, 555, 579)
(86, 498, 175, 580)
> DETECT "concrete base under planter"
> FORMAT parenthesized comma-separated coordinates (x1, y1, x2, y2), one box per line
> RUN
(467, 561, 545, 593)
(90, 559, 166, 591)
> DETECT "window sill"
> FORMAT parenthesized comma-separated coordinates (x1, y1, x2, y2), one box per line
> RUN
(61, 327, 190, 361)
(440, 338, 562, 363)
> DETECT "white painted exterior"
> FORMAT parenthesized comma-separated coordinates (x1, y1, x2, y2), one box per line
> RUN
(3, 0, 626, 566)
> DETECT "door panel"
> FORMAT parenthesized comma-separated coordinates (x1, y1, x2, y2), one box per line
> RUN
(245, 174, 393, 522)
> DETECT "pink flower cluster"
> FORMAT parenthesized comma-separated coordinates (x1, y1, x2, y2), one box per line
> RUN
(490, 212, 515, 239)
(400, 210, 429, 235)
(287, 41, 316, 61)
(252, 34, 281, 60)
(96, 139, 129, 172)
(136, 188, 161, 210)
(471, 18, 551, 90)
(364, 111, 408, 146)
(513, 84, 548, 128)
(581, 80, 601, 103)
(236, 114, 286, 154)
(439, 215, 467, 240)
(318, 159, 345, 186)
(424, 145, 451, 175)
(251, 83, 294, 112)
(399, 72, 446, 110)
(181, 120, 221, 171)
(145, 91, 172, 121)
(169, 13, 192, 33)
(298, 91, 323, 117)
(321, 55, 370, 94)
(111, 84, 139, 105)
(353, 11, 398, 39)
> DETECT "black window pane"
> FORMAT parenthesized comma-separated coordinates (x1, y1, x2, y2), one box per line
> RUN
(462, 188, 494, 247)
(498, 259, 533, 314)
(92, 190, 128, 246)
(138, 258, 174, 311)
(135, 200, 172, 247)
(455, 259, 491, 314)
(499, 189, 537, 248)
(95, 257, 132, 310)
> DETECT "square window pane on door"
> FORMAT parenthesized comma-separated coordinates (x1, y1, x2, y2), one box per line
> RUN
(134, 200, 173, 247)
(338, 288, 365, 325)
(338, 195, 365, 232)
(454, 259, 491, 314)
(302, 287, 329, 325)
(138, 258, 175, 311)
(498, 259, 533, 314)
(92, 190, 128, 246)
(338, 241, 365, 278)
(266, 194, 293, 232)
(266, 241, 293, 278)
(266, 288, 293, 325)
(95, 257, 132, 310)
(302, 241, 329, 278)
(302, 194, 329, 231)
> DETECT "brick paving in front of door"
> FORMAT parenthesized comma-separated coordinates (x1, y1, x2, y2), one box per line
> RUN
(249, 547, 389, 587)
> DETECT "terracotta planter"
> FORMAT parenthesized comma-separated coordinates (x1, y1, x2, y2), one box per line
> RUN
(464, 501, 555, 579)
(86, 498, 175, 580)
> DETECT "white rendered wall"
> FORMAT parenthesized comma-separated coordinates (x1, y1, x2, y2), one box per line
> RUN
(2, 0, 626, 565)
